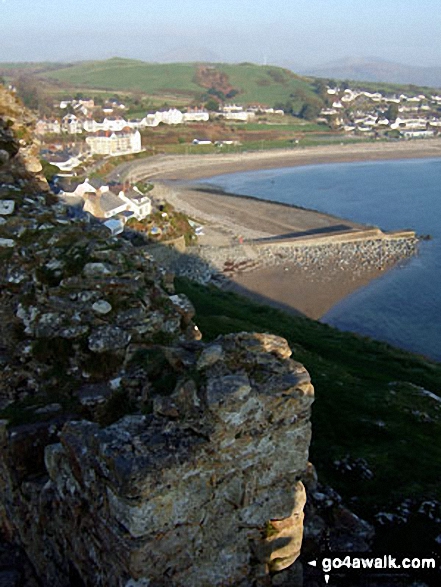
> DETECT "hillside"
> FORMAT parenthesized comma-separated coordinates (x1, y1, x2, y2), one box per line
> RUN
(175, 278, 441, 554)
(302, 56, 441, 88)
(2, 57, 317, 108)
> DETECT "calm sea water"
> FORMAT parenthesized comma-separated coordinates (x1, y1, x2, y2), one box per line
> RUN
(199, 157, 441, 362)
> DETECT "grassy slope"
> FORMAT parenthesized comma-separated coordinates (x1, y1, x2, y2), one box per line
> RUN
(34, 58, 316, 107)
(37, 58, 202, 96)
(216, 63, 315, 106)
(175, 277, 441, 520)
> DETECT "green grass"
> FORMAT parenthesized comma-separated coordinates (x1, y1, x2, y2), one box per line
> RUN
(39, 59, 202, 97)
(34, 58, 319, 109)
(236, 121, 329, 132)
(174, 277, 441, 520)
(217, 63, 316, 107)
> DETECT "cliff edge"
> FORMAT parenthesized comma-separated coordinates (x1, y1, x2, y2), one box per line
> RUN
(0, 86, 316, 586)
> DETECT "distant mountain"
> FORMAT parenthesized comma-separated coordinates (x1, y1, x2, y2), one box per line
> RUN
(154, 45, 222, 64)
(299, 56, 441, 88)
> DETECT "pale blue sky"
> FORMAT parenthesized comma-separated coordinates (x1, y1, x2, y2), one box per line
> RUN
(1, 0, 440, 68)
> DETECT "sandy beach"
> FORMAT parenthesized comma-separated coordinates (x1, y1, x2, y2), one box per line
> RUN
(115, 141, 439, 319)
(112, 138, 441, 183)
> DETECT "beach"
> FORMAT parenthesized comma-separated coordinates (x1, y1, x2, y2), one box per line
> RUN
(115, 141, 440, 319)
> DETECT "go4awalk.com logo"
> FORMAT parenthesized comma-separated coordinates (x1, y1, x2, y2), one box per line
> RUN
(307, 552, 441, 585)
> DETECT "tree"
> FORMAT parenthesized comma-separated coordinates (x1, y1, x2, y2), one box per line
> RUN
(205, 99, 219, 112)
(386, 103, 399, 122)
(15, 76, 39, 109)
(299, 102, 321, 121)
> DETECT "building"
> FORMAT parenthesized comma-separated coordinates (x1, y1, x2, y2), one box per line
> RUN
(85, 128, 142, 156)
(61, 114, 83, 134)
(82, 191, 128, 219)
(35, 119, 61, 135)
(158, 108, 184, 125)
(183, 109, 210, 122)
(116, 187, 152, 220)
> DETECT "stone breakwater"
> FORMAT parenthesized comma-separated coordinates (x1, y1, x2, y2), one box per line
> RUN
(148, 233, 418, 288)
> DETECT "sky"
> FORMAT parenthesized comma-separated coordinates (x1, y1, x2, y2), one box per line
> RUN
(1, 0, 441, 69)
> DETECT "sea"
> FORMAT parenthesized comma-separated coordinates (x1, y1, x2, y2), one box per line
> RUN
(198, 157, 441, 363)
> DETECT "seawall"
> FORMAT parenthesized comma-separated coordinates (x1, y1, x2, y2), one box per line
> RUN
(148, 231, 418, 286)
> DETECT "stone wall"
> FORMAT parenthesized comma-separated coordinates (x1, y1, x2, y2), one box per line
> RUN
(0, 333, 313, 587)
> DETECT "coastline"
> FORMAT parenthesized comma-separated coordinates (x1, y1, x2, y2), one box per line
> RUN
(121, 142, 437, 319)
(115, 138, 441, 183)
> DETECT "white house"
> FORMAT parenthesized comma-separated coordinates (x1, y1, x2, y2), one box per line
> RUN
(192, 139, 212, 145)
(35, 119, 61, 135)
(62, 114, 83, 134)
(183, 109, 209, 122)
(222, 111, 255, 121)
(390, 117, 428, 130)
(117, 187, 151, 220)
(143, 113, 161, 127)
(48, 154, 82, 172)
(401, 130, 435, 139)
(222, 104, 244, 113)
(102, 117, 128, 131)
(83, 119, 103, 133)
(159, 109, 184, 125)
(82, 191, 128, 220)
(59, 178, 107, 198)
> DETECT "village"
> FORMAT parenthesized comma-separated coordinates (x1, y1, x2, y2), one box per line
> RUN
(35, 84, 441, 172)
(319, 85, 441, 136)
(29, 82, 441, 240)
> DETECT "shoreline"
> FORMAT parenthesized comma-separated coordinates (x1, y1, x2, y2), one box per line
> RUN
(116, 138, 441, 183)
(124, 142, 434, 319)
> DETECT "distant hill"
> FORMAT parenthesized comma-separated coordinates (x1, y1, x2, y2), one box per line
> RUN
(0, 58, 318, 108)
(154, 45, 222, 64)
(300, 56, 441, 88)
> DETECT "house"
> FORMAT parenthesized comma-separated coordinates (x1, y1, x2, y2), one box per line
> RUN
(401, 130, 436, 139)
(102, 117, 128, 131)
(127, 118, 145, 129)
(61, 114, 83, 134)
(222, 104, 244, 113)
(192, 139, 212, 145)
(143, 113, 161, 127)
(47, 153, 81, 172)
(82, 191, 128, 220)
(35, 119, 61, 135)
(390, 117, 428, 130)
(222, 111, 255, 121)
(58, 178, 103, 198)
(183, 108, 209, 122)
(116, 187, 151, 220)
(158, 109, 184, 125)
(83, 119, 103, 133)
(78, 98, 95, 109)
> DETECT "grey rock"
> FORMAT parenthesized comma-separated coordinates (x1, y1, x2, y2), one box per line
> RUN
(88, 325, 132, 352)
(92, 300, 112, 315)
(0, 200, 15, 215)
